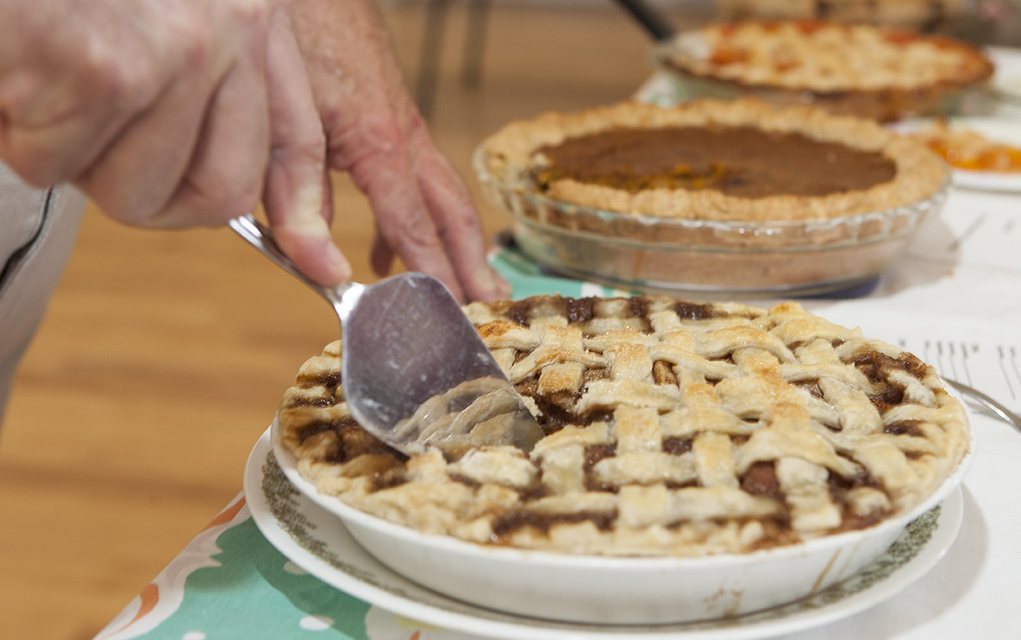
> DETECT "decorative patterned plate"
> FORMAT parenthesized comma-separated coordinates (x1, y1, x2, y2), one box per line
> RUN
(244, 429, 964, 640)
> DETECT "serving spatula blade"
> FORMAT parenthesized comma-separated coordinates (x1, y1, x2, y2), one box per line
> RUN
(229, 215, 542, 457)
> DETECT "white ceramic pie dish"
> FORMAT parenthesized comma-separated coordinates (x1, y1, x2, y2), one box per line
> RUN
(472, 146, 949, 298)
(269, 407, 972, 626)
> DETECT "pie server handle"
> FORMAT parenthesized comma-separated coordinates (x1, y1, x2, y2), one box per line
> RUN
(227, 215, 543, 457)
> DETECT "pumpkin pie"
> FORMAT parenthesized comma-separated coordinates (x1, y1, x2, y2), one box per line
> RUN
(479, 98, 948, 223)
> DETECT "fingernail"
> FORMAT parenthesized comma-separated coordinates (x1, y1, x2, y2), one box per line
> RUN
(324, 241, 352, 283)
(280, 182, 351, 286)
(288, 182, 331, 237)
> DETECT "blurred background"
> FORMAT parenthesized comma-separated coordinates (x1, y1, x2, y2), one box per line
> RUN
(1, 1, 1018, 639)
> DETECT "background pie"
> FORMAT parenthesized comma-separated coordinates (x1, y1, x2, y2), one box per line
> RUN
(479, 98, 947, 223)
(657, 20, 994, 121)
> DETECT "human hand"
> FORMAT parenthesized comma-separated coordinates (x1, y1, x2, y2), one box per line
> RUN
(0, 0, 507, 299)
(287, 0, 510, 302)
(0, 0, 349, 286)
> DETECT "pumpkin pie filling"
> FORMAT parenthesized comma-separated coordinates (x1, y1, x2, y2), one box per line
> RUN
(534, 126, 897, 198)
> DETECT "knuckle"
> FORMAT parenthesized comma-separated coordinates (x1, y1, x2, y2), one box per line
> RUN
(160, 2, 216, 69)
(98, 195, 160, 227)
(197, 174, 262, 222)
(393, 208, 443, 251)
(274, 120, 326, 165)
(361, 118, 403, 156)
(176, 19, 214, 70)
(226, 0, 271, 37)
(336, 113, 403, 163)
(80, 37, 154, 112)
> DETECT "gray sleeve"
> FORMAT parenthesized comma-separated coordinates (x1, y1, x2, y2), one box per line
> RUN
(0, 164, 86, 425)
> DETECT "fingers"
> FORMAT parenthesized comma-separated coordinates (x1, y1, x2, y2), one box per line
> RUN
(4, 0, 278, 230)
(0, 2, 197, 188)
(72, 50, 216, 225)
(151, 38, 270, 228)
(346, 128, 466, 301)
(288, 0, 509, 302)
(261, 8, 350, 286)
(0, 64, 149, 187)
(2, 0, 509, 299)
(119, 2, 273, 228)
(409, 138, 511, 302)
(354, 120, 509, 303)
(353, 123, 509, 303)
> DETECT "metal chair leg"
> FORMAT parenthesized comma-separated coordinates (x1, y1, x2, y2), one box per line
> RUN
(415, 0, 452, 120)
(461, 0, 491, 88)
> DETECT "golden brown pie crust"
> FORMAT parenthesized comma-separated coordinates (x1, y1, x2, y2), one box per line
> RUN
(277, 295, 970, 557)
(479, 98, 948, 223)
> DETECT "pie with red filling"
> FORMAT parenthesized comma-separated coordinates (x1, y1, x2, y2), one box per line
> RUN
(657, 20, 994, 122)
(714, 0, 974, 31)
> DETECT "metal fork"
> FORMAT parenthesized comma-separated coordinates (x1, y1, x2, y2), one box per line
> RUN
(945, 378, 1021, 434)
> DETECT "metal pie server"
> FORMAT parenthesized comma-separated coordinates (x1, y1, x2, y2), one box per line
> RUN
(228, 215, 543, 457)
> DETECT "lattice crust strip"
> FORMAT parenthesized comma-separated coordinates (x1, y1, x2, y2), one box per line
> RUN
(277, 296, 969, 557)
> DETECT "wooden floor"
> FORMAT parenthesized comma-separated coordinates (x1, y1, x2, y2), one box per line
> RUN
(0, 3, 713, 639)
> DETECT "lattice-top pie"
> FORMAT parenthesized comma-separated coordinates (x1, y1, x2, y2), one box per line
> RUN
(658, 21, 993, 121)
(277, 296, 969, 557)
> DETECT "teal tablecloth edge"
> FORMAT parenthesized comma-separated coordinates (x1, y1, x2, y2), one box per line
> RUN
(489, 244, 635, 300)
(95, 499, 473, 640)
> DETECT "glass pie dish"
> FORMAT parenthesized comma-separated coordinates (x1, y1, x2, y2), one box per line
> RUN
(472, 146, 949, 298)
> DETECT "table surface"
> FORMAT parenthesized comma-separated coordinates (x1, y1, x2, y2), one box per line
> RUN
(93, 53, 1021, 640)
